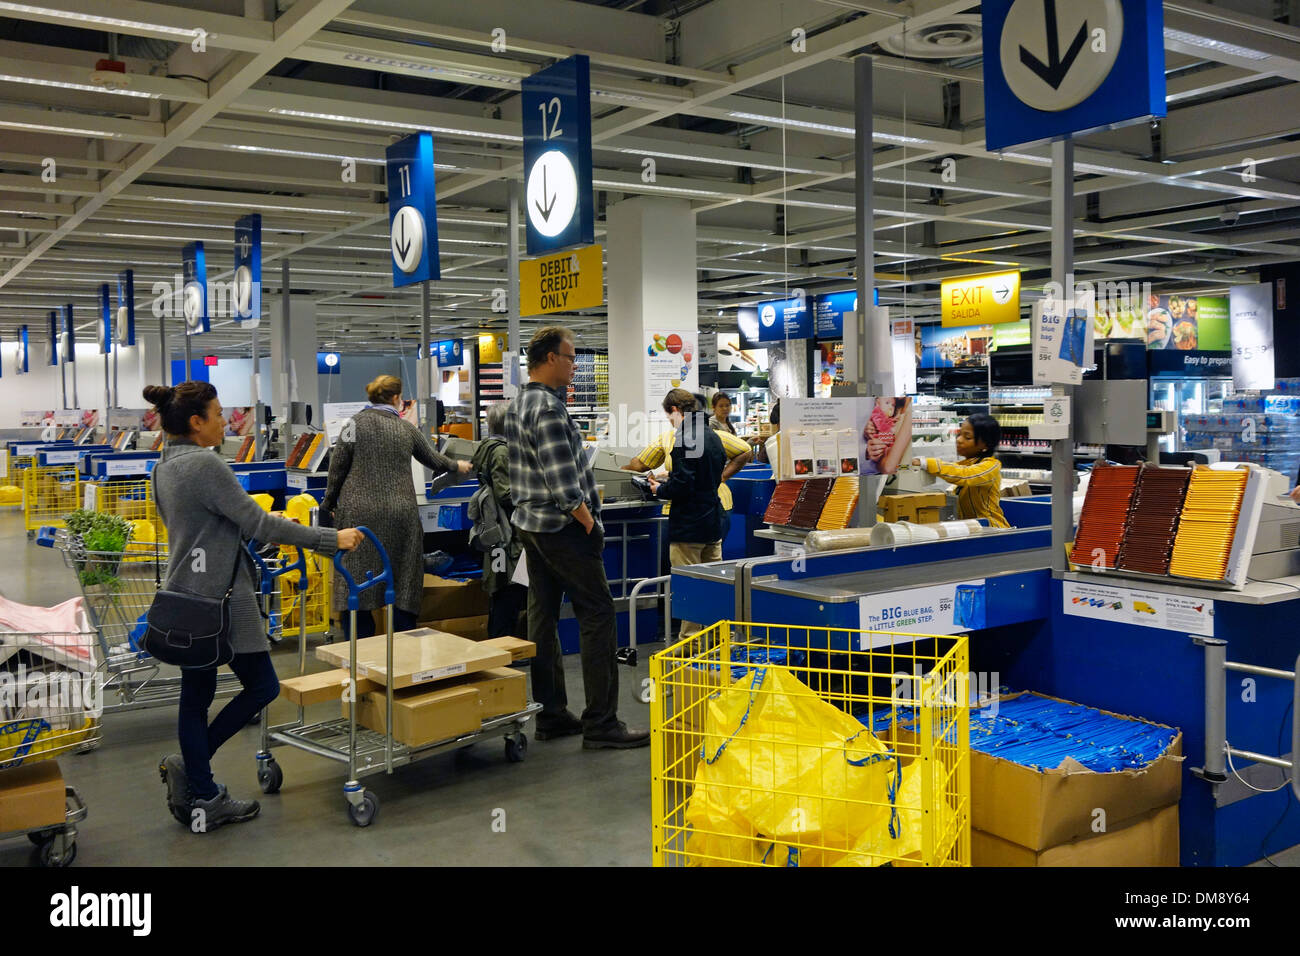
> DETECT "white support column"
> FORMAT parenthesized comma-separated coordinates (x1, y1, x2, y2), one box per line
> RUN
(607, 196, 698, 446)
(270, 293, 321, 445)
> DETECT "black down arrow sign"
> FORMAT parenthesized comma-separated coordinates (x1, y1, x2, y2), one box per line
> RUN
(395, 212, 412, 261)
(535, 164, 557, 222)
(1019, 0, 1089, 91)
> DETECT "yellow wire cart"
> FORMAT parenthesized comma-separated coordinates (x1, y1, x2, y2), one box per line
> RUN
(0, 626, 101, 866)
(651, 621, 971, 867)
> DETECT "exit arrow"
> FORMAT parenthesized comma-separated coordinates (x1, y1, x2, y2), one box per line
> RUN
(395, 212, 412, 261)
(535, 164, 557, 222)
(1019, 0, 1088, 91)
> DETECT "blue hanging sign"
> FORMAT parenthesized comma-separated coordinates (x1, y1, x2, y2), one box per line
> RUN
(233, 214, 261, 325)
(756, 295, 812, 342)
(981, 0, 1166, 152)
(18, 325, 29, 374)
(182, 241, 209, 335)
(431, 339, 464, 368)
(812, 290, 877, 339)
(47, 312, 58, 366)
(521, 55, 594, 255)
(63, 304, 75, 363)
(98, 283, 113, 354)
(386, 131, 440, 287)
(115, 270, 135, 346)
(317, 352, 341, 375)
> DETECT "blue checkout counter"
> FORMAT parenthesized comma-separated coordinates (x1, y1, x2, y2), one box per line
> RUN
(671, 514, 1300, 867)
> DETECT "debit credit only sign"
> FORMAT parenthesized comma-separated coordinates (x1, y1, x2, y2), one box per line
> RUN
(521, 244, 603, 316)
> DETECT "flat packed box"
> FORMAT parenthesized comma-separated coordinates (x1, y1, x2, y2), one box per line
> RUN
(343, 685, 482, 747)
(316, 628, 511, 690)
(279, 668, 378, 708)
(450, 666, 527, 719)
(0, 760, 66, 832)
(971, 692, 1183, 851)
(420, 575, 489, 623)
(422, 614, 490, 642)
(481, 636, 536, 661)
(973, 804, 1179, 867)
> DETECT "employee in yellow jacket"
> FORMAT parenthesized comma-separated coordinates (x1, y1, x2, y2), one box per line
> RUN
(911, 413, 1009, 529)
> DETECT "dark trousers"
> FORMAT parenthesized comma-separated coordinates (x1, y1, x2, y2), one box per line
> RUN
(340, 607, 417, 640)
(488, 582, 529, 639)
(517, 523, 619, 735)
(178, 651, 279, 800)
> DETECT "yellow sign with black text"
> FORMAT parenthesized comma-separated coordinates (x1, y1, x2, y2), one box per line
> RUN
(521, 244, 603, 317)
(941, 270, 1021, 326)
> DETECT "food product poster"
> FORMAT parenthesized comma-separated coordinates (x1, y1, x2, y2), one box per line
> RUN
(1145, 294, 1229, 351)
(782, 397, 911, 479)
(814, 342, 844, 398)
(920, 323, 993, 368)
(1092, 295, 1146, 341)
(715, 333, 765, 373)
(644, 330, 698, 420)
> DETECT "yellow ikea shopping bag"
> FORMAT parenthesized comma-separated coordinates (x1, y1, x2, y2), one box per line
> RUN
(684, 665, 923, 866)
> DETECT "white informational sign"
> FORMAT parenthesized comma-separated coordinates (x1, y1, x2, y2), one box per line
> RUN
(892, 319, 917, 396)
(1229, 282, 1275, 391)
(858, 579, 987, 647)
(644, 330, 698, 427)
(1063, 580, 1214, 637)
(83, 483, 97, 511)
(1033, 289, 1095, 386)
(781, 396, 913, 480)
(105, 459, 146, 477)
(45, 450, 79, 465)
(323, 402, 369, 444)
(287, 472, 308, 491)
(1029, 395, 1071, 440)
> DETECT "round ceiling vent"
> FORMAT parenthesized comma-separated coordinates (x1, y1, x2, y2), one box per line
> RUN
(879, 16, 983, 59)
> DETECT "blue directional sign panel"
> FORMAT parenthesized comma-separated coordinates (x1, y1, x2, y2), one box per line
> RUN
(233, 214, 261, 324)
(46, 312, 58, 366)
(62, 304, 75, 363)
(18, 325, 29, 374)
(756, 296, 812, 343)
(98, 283, 113, 354)
(982, 0, 1165, 151)
(115, 270, 135, 346)
(521, 55, 594, 255)
(431, 339, 464, 368)
(386, 131, 440, 287)
(182, 241, 210, 335)
(317, 352, 341, 375)
(812, 289, 880, 339)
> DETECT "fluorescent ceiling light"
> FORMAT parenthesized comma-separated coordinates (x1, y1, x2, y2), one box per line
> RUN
(270, 108, 522, 142)
(0, 73, 156, 98)
(728, 111, 854, 135)
(0, 3, 206, 38)
(612, 146, 823, 176)
(594, 178, 731, 198)
(0, 118, 118, 137)
(591, 90, 649, 104)
(138, 194, 362, 216)
(341, 52, 521, 86)
(1163, 27, 1270, 61)
(232, 144, 383, 165)
(874, 131, 931, 146)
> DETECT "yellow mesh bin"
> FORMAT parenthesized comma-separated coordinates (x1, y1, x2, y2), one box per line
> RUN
(651, 622, 970, 867)
(23, 462, 79, 531)
(83, 480, 169, 556)
(276, 546, 332, 637)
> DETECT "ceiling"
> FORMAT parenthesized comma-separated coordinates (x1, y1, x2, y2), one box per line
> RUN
(2, 0, 1300, 356)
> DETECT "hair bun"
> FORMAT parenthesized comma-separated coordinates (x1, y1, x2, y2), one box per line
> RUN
(142, 384, 175, 406)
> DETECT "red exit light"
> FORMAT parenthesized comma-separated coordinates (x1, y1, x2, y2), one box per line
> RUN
(203, 355, 218, 366)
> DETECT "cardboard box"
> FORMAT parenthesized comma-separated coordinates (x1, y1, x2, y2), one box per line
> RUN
(481, 636, 536, 661)
(452, 666, 527, 719)
(0, 760, 66, 832)
(973, 804, 1179, 867)
(970, 692, 1183, 851)
(280, 668, 378, 708)
(316, 628, 511, 690)
(343, 685, 482, 747)
(423, 615, 490, 642)
(878, 492, 946, 524)
(419, 575, 489, 623)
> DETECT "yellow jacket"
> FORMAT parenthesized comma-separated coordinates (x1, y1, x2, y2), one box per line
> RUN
(923, 456, 1010, 529)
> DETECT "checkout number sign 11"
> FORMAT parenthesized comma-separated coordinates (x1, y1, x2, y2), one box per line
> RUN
(386, 131, 440, 287)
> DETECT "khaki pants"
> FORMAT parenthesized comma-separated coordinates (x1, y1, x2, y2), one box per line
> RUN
(669, 540, 723, 644)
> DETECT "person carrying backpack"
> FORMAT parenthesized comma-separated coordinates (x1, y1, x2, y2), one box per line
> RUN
(471, 401, 527, 639)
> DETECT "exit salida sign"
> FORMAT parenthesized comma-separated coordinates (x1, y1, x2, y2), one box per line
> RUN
(941, 270, 1021, 326)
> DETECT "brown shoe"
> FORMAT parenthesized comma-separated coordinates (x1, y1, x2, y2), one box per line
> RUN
(582, 723, 650, 750)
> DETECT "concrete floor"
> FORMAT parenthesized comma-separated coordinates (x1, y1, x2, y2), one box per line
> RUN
(0, 513, 654, 866)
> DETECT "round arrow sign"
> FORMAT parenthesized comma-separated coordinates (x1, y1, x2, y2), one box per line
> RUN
(1000, 0, 1122, 113)
(115, 305, 129, 342)
(526, 149, 578, 238)
(233, 264, 253, 317)
(183, 282, 204, 329)
(390, 205, 425, 274)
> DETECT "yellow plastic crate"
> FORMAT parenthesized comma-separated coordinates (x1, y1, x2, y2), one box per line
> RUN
(23, 462, 79, 531)
(651, 621, 970, 867)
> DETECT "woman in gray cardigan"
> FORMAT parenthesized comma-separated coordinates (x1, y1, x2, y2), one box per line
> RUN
(322, 374, 470, 638)
(146, 382, 363, 833)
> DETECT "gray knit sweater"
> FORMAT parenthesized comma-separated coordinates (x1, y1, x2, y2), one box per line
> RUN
(151, 441, 339, 655)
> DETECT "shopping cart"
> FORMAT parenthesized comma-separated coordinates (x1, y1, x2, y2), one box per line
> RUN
(0, 628, 100, 866)
(42, 529, 240, 712)
(251, 527, 541, 827)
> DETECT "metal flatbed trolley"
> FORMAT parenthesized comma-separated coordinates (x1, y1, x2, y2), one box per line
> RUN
(249, 527, 541, 827)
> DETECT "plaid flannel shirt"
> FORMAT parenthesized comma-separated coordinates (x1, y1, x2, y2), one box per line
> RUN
(505, 381, 601, 533)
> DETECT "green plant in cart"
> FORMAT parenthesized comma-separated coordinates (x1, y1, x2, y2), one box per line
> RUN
(62, 509, 133, 590)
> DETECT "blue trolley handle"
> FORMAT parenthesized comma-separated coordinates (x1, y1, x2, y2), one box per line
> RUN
(331, 526, 395, 610)
(244, 540, 309, 596)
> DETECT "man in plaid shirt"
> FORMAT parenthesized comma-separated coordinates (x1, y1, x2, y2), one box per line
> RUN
(505, 326, 648, 749)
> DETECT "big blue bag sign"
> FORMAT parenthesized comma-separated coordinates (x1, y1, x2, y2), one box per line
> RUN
(981, 0, 1165, 151)
(233, 214, 261, 324)
(521, 55, 594, 255)
(182, 241, 209, 335)
(115, 270, 135, 346)
(757, 295, 812, 342)
(387, 131, 440, 287)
